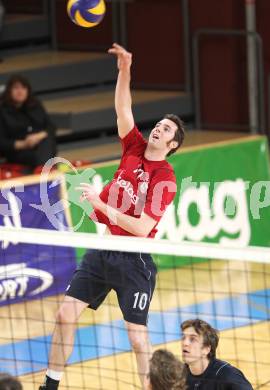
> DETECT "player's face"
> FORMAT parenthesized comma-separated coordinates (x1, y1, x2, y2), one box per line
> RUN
(181, 327, 211, 366)
(10, 82, 29, 105)
(148, 118, 178, 153)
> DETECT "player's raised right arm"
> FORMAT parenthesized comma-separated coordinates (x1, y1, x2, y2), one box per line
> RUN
(108, 43, 134, 139)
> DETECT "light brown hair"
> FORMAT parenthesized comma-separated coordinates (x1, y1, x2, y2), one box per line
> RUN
(0, 373, 22, 390)
(149, 349, 187, 390)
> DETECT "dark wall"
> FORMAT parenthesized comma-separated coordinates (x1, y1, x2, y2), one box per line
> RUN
(126, 0, 185, 88)
(15, 0, 270, 131)
(189, 0, 270, 131)
(257, 0, 270, 130)
(3, 0, 44, 13)
(189, 0, 248, 130)
(53, 0, 185, 88)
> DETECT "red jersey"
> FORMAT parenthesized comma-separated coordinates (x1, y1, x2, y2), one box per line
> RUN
(91, 126, 177, 237)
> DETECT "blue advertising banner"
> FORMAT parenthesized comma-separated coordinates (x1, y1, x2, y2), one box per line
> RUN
(0, 179, 76, 306)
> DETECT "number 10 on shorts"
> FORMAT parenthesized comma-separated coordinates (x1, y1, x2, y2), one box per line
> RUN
(133, 292, 148, 310)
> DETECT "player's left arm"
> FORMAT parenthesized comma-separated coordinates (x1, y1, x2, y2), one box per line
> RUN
(76, 183, 157, 237)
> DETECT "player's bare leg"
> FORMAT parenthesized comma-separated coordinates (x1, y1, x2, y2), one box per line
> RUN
(48, 296, 88, 371)
(126, 321, 152, 389)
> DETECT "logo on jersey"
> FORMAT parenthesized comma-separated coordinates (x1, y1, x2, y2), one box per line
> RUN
(134, 168, 149, 194)
(116, 168, 149, 205)
(139, 181, 149, 194)
(116, 172, 139, 205)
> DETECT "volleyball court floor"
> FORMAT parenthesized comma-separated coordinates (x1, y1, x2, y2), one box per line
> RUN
(0, 257, 269, 389)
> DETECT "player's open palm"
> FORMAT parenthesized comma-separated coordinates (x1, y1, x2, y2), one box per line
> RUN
(75, 182, 101, 208)
(108, 43, 132, 71)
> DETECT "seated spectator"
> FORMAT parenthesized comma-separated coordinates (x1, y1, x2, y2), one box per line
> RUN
(0, 75, 57, 172)
(181, 319, 253, 390)
(0, 373, 22, 390)
(145, 349, 187, 390)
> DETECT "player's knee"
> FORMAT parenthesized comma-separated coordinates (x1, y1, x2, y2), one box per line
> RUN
(129, 332, 148, 353)
(55, 305, 75, 325)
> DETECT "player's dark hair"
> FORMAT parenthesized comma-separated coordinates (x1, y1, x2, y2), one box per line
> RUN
(149, 349, 187, 390)
(0, 373, 22, 390)
(181, 319, 219, 359)
(164, 114, 185, 157)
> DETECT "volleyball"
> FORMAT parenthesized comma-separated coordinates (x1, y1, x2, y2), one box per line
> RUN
(67, 0, 106, 28)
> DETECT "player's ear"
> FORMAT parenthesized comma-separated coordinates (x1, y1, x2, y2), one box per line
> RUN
(169, 140, 178, 150)
(202, 345, 211, 358)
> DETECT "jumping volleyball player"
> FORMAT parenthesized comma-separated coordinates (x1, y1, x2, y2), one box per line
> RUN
(40, 43, 185, 390)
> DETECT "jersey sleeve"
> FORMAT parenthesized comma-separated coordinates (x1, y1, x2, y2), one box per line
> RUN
(120, 125, 147, 156)
(143, 169, 177, 222)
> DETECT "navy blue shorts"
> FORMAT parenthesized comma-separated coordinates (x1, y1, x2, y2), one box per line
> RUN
(66, 249, 157, 326)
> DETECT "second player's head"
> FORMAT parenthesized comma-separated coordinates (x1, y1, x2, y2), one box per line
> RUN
(0, 373, 22, 390)
(180, 319, 219, 367)
(146, 349, 187, 390)
(148, 114, 185, 158)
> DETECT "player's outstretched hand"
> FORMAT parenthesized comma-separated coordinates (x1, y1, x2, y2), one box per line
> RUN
(75, 183, 102, 208)
(108, 43, 132, 71)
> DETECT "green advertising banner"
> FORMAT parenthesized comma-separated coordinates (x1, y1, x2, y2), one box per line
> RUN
(66, 136, 270, 268)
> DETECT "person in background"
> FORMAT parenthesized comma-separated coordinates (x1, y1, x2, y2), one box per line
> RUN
(0, 373, 22, 390)
(145, 349, 187, 390)
(0, 75, 57, 172)
(181, 319, 253, 390)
